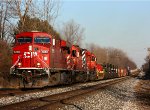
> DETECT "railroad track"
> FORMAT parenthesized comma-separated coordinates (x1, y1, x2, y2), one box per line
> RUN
(0, 88, 44, 98)
(0, 87, 58, 99)
(0, 83, 78, 98)
(0, 76, 129, 110)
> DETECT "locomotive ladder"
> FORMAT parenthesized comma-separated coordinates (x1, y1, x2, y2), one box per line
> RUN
(10, 56, 20, 74)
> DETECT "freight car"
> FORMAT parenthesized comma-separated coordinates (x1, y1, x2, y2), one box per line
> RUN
(10, 31, 128, 88)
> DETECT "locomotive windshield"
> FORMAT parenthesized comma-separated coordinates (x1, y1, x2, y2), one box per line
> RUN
(17, 37, 32, 43)
(34, 37, 50, 43)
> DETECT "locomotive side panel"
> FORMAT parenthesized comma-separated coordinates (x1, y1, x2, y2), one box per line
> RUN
(71, 45, 83, 71)
(50, 40, 67, 69)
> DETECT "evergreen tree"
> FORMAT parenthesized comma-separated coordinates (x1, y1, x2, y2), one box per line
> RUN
(14, 16, 61, 39)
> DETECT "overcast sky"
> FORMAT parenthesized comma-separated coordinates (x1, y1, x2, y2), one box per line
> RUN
(56, 0, 150, 67)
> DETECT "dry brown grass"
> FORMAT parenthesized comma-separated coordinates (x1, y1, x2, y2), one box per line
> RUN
(134, 80, 150, 94)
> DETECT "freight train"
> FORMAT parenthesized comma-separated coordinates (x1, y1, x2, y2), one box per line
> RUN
(10, 31, 129, 88)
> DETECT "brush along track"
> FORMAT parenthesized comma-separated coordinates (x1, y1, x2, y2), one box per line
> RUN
(0, 77, 129, 110)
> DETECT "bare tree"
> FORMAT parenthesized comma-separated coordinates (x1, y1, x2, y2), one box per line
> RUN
(8, 0, 32, 33)
(31, 0, 61, 25)
(0, 0, 61, 42)
(0, 0, 10, 40)
(0, 0, 33, 42)
(86, 43, 136, 68)
(43, 0, 60, 24)
(61, 20, 85, 46)
(11, 0, 61, 32)
(87, 43, 107, 63)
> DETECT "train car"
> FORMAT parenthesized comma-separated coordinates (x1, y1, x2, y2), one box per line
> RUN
(115, 65, 119, 77)
(101, 63, 107, 79)
(102, 63, 121, 79)
(118, 68, 121, 78)
(10, 32, 50, 87)
(10, 32, 73, 87)
(81, 49, 97, 81)
(126, 66, 131, 76)
(110, 65, 116, 78)
(48, 39, 74, 85)
(70, 45, 88, 82)
(120, 69, 123, 77)
(123, 68, 127, 77)
(96, 64, 104, 80)
(89, 53, 97, 80)
(102, 63, 112, 79)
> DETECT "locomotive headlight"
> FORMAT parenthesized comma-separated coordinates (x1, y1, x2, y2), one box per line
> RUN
(29, 45, 32, 51)
(37, 63, 40, 65)
(18, 62, 22, 67)
(37, 62, 41, 68)
(18, 62, 21, 66)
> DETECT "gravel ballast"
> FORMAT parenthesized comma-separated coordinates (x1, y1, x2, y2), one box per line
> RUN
(58, 78, 150, 110)
(0, 78, 123, 107)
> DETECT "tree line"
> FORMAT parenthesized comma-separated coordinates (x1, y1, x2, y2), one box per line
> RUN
(87, 43, 137, 69)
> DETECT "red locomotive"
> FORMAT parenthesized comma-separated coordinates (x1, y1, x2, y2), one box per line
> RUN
(10, 31, 128, 88)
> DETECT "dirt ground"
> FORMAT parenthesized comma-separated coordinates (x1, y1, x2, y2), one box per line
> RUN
(134, 78, 150, 110)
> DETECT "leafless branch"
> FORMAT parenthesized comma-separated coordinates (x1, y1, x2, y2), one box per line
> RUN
(61, 19, 85, 46)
